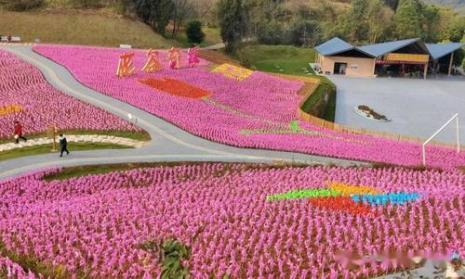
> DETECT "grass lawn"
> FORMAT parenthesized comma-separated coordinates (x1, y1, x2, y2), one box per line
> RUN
(0, 10, 175, 49)
(300, 77, 337, 122)
(235, 45, 317, 76)
(0, 130, 150, 145)
(0, 142, 133, 162)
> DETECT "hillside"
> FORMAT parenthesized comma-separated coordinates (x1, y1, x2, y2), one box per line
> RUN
(423, 0, 465, 13)
(0, 9, 177, 48)
(424, 0, 465, 11)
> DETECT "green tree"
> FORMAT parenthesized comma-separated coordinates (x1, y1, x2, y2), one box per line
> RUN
(383, 0, 399, 11)
(422, 5, 440, 42)
(394, 0, 424, 39)
(290, 19, 321, 47)
(70, 0, 103, 8)
(134, 0, 174, 36)
(345, 0, 370, 42)
(217, 0, 247, 53)
(186, 20, 205, 44)
(367, 0, 394, 43)
(4, 0, 43, 11)
(448, 18, 465, 42)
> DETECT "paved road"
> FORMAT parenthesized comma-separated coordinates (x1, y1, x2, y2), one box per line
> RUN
(0, 46, 366, 180)
(332, 76, 465, 145)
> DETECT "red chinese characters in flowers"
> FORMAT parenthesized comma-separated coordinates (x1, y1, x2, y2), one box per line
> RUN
(309, 197, 372, 215)
(139, 78, 211, 99)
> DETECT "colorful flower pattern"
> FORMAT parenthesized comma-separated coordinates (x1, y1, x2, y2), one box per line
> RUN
(0, 164, 463, 278)
(33, 45, 465, 169)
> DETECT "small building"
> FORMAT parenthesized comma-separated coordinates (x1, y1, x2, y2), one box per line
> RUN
(315, 37, 377, 77)
(315, 37, 463, 79)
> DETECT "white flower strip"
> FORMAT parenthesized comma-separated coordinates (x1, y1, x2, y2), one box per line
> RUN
(0, 135, 147, 152)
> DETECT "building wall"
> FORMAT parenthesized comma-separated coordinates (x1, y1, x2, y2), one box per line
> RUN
(319, 55, 376, 77)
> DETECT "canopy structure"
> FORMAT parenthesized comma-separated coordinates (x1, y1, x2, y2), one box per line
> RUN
(358, 38, 429, 58)
(426, 42, 464, 60)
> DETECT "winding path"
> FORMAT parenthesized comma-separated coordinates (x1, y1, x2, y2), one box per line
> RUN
(0, 45, 366, 180)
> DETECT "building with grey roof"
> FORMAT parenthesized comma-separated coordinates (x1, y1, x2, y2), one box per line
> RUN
(315, 37, 463, 78)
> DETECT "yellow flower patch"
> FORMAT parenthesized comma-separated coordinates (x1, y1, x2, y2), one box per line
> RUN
(211, 63, 254, 81)
(327, 182, 382, 196)
(0, 104, 22, 116)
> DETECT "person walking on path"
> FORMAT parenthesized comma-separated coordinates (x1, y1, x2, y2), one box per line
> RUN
(59, 134, 70, 157)
(13, 121, 27, 144)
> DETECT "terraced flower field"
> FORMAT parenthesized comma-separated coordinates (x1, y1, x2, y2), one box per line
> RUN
(1, 163, 464, 278)
(0, 50, 138, 140)
(33, 45, 465, 169)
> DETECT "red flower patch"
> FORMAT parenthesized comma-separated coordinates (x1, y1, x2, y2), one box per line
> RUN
(139, 78, 211, 99)
(309, 197, 372, 215)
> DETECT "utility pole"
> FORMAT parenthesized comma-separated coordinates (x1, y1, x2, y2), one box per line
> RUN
(48, 124, 58, 152)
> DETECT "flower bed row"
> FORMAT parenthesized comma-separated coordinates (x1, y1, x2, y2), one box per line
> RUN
(0, 50, 138, 139)
(0, 163, 464, 278)
(33, 45, 465, 169)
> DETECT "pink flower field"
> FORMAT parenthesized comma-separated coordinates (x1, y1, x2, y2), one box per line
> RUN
(1, 163, 464, 278)
(0, 49, 138, 140)
(33, 45, 465, 169)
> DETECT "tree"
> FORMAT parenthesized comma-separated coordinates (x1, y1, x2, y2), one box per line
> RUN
(383, 0, 399, 11)
(394, 0, 424, 39)
(134, 0, 174, 36)
(289, 7, 321, 46)
(70, 0, 103, 8)
(422, 4, 440, 42)
(332, 0, 369, 43)
(217, 0, 247, 53)
(367, 0, 394, 43)
(171, 0, 193, 38)
(290, 19, 320, 47)
(5, 0, 43, 11)
(190, 0, 219, 26)
(186, 20, 205, 44)
(448, 17, 465, 42)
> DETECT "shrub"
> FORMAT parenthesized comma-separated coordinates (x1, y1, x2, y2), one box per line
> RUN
(256, 21, 285, 45)
(69, 0, 104, 9)
(4, 0, 43, 11)
(186, 20, 205, 44)
(139, 238, 191, 279)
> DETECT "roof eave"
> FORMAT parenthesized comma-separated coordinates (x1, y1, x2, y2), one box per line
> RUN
(431, 43, 464, 60)
(318, 47, 376, 58)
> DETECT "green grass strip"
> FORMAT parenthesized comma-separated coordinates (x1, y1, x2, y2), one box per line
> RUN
(266, 188, 341, 201)
(0, 142, 131, 162)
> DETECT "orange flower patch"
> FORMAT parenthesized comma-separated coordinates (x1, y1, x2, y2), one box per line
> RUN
(0, 104, 22, 116)
(309, 197, 372, 215)
(139, 78, 211, 99)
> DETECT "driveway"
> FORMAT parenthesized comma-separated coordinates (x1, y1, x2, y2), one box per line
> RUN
(331, 76, 465, 145)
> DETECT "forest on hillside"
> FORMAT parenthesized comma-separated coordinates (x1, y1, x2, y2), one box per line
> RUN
(2, 0, 465, 48)
(220, 0, 465, 46)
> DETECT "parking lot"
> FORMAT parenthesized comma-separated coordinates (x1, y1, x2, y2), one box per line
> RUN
(331, 76, 465, 145)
